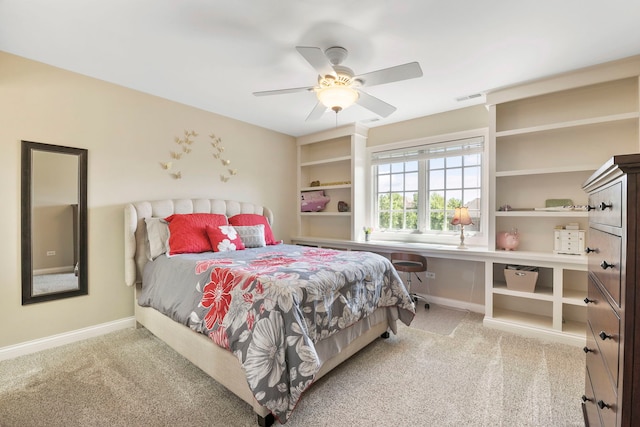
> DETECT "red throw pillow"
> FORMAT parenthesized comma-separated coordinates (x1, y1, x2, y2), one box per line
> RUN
(164, 213, 228, 255)
(206, 225, 245, 252)
(228, 214, 278, 245)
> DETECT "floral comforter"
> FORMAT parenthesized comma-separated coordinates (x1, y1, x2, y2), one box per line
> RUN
(139, 244, 415, 423)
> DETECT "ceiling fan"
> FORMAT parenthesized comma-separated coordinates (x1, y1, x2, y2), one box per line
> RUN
(253, 46, 423, 121)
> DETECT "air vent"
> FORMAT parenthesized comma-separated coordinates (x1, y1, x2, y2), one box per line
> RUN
(455, 93, 483, 102)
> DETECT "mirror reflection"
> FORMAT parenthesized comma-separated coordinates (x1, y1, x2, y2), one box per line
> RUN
(22, 141, 88, 304)
(31, 150, 79, 295)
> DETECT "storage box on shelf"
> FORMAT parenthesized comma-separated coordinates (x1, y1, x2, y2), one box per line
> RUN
(504, 265, 539, 292)
(296, 124, 367, 241)
(485, 57, 640, 344)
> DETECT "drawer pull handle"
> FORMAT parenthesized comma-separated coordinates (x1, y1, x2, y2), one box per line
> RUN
(599, 331, 613, 341)
(587, 205, 596, 211)
(600, 261, 615, 270)
(599, 202, 613, 211)
(581, 394, 593, 403)
(597, 400, 611, 410)
(585, 247, 597, 254)
(584, 297, 595, 304)
(582, 346, 594, 353)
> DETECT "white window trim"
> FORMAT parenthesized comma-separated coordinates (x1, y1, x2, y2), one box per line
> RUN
(365, 128, 490, 248)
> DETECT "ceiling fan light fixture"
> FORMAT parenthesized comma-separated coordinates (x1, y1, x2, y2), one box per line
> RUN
(317, 85, 359, 112)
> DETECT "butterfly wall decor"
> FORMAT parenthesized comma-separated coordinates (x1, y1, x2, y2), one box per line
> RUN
(158, 129, 238, 183)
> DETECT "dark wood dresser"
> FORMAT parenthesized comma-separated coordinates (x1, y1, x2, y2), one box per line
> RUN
(581, 154, 640, 426)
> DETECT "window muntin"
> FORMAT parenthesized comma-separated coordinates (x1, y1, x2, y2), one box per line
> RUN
(372, 136, 483, 239)
(377, 160, 419, 230)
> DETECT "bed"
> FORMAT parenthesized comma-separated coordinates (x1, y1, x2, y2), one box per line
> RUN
(124, 198, 415, 425)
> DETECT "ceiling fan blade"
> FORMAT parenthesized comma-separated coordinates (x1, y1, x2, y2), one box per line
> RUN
(296, 46, 336, 78)
(253, 86, 314, 96)
(356, 90, 397, 118)
(305, 101, 327, 121)
(354, 62, 423, 87)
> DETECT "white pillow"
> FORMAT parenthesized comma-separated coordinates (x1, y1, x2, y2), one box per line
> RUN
(234, 224, 266, 248)
(144, 217, 169, 260)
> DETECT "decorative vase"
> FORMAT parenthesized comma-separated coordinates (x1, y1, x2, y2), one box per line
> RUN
(365, 233, 370, 242)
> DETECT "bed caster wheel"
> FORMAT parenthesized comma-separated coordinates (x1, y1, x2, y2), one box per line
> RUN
(425, 303, 430, 309)
(380, 331, 390, 339)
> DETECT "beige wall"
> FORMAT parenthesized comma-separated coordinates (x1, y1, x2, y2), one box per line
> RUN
(367, 105, 488, 146)
(32, 205, 75, 271)
(0, 52, 296, 348)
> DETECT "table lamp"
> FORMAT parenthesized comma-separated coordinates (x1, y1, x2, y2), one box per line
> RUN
(451, 207, 473, 249)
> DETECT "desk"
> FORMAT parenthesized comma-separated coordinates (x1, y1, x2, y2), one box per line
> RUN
(291, 236, 587, 346)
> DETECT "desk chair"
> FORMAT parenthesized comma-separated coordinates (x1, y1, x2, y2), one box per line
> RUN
(390, 253, 430, 309)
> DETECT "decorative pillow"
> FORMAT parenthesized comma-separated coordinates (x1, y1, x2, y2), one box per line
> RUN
(206, 225, 245, 252)
(234, 224, 266, 248)
(164, 213, 228, 255)
(144, 217, 169, 260)
(228, 214, 278, 245)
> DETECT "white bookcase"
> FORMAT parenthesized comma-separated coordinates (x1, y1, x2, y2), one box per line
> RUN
(296, 124, 367, 241)
(484, 57, 640, 344)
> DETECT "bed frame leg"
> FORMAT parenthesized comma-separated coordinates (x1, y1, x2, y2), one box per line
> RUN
(257, 413, 275, 427)
(380, 331, 390, 339)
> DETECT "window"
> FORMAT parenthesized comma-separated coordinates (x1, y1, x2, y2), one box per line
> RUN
(370, 134, 485, 243)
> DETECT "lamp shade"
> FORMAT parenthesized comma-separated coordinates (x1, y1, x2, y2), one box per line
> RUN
(451, 207, 473, 226)
(317, 85, 359, 111)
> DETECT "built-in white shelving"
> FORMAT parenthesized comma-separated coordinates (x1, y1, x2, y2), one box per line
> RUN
(296, 124, 368, 241)
(484, 62, 640, 344)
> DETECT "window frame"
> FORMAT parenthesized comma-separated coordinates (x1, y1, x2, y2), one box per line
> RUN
(366, 128, 489, 247)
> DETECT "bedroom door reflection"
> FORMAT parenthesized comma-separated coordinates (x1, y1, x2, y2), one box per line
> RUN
(21, 141, 88, 304)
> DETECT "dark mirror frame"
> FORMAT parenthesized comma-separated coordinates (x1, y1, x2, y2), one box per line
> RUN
(21, 140, 88, 305)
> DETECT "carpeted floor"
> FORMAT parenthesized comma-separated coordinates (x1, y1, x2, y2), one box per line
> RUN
(0, 310, 585, 427)
(32, 272, 78, 295)
(409, 303, 469, 336)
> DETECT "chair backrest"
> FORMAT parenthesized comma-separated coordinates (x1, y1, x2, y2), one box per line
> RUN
(390, 252, 427, 273)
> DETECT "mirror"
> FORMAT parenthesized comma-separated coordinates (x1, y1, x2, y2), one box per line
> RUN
(21, 141, 88, 304)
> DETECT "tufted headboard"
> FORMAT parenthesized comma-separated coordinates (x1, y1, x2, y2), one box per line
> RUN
(124, 198, 274, 286)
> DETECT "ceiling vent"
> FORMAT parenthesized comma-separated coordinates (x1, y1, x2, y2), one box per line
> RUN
(455, 93, 483, 102)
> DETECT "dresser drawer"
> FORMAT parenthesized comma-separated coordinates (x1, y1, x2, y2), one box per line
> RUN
(583, 367, 601, 426)
(588, 181, 622, 227)
(588, 278, 621, 389)
(587, 228, 622, 306)
(585, 327, 618, 427)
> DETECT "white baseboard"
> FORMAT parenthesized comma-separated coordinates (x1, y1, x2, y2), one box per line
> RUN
(483, 317, 585, 347)
(0, 317, 136, 362)
(33, 266, 74, 275)
(415, 293, 485, 314)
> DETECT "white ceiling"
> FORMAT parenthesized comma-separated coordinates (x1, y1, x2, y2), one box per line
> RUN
(2, 1, 639, 137)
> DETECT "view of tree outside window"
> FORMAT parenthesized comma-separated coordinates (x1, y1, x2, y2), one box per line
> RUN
(373, 137, 483, 235)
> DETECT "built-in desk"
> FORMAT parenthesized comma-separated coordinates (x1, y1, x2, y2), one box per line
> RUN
(291, 236, 588, 346)
(293, 236, 490, 260)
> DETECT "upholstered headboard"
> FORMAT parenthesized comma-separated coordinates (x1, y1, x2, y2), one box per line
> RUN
(124, 199, 274, 286)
